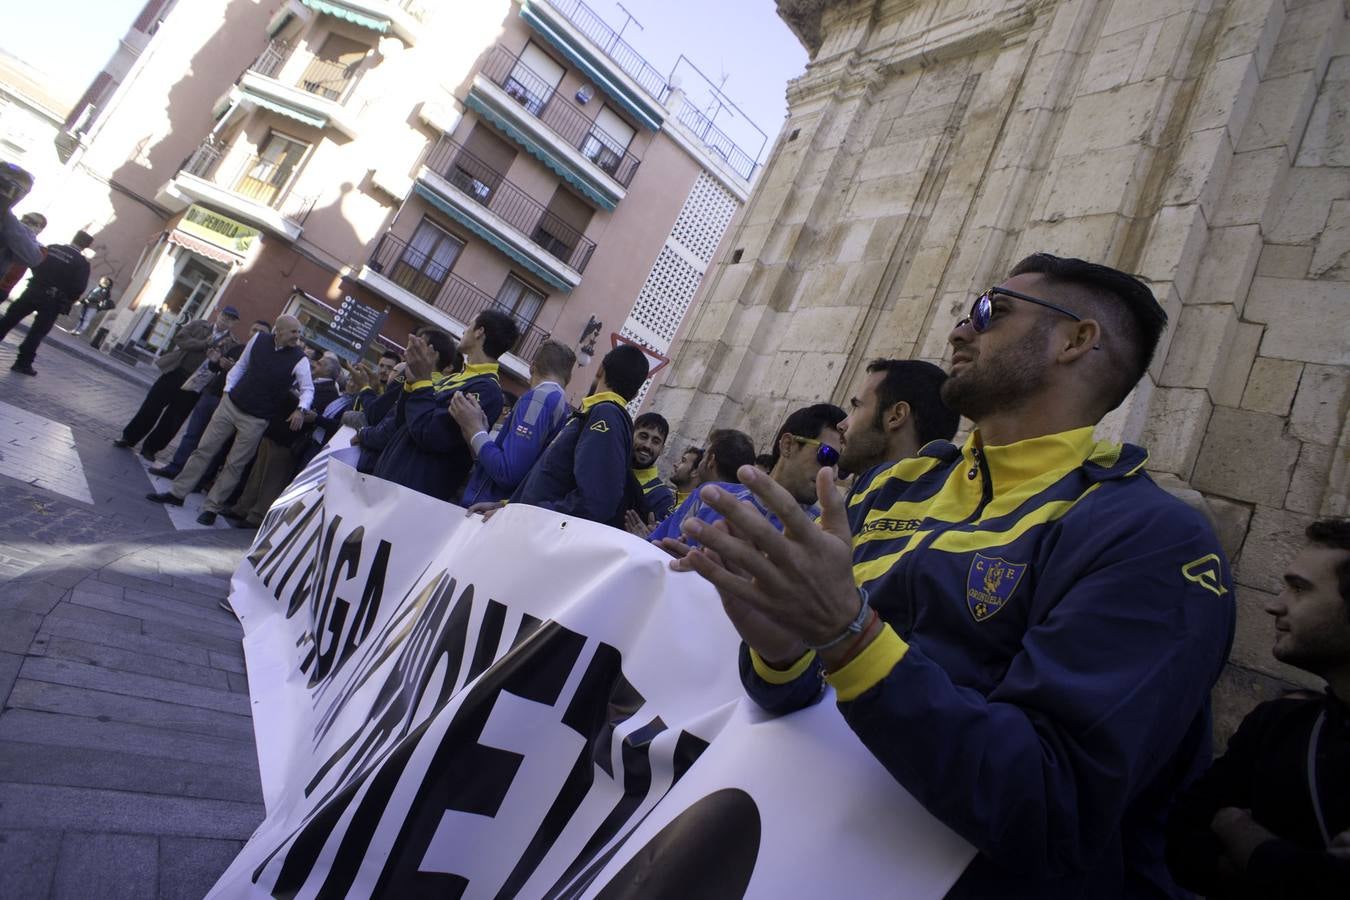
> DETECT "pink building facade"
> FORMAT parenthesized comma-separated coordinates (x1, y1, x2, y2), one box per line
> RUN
(38, 0, 757, 401)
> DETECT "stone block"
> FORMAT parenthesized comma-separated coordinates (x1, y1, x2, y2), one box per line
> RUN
(1264, 0, 1342, 79)
(0, 783, 263, 840)
(1101, 0, 1194, 38)
(1214, 0, 1286, 74)
(1290, 363, 1350, 443)
(1236, 70, 1321, 153)
(1058, 78, 1169, 155)
(1266, 168, 1350, 245)
(52, 832, 158, 900)
(1192, 225, 1262, 311)
(1309, 199, 1350, 278)
(1098, 375, 1156, 444)
(0, 830, 60, 899)
(1203, 494, 1255, 561)
(1163, 127, 1233, 215)
(1241, 357, 1304, 415)
(1236, 504, 1315, 594)
(1255, 242, 1313, 279)
(1036, 147, 1148, 220)
(777, 305, 861, 353)
(786, 352, 848, 402)
(1138, 204, 1208, 298)
(1160, 304, 1236, 388)
(1295, 61, 1350, 165)
(159, 837, 247, 900)
(1141, 386, 1212, 477)
(1016, 213, 1127, 264)
(1246, 279, 1350, 366)
(1285, 441, 1335, 513)
(1080, 21, 1154, 94)
(1211, 147, 1288, 229)
(1192, 407, 1300, 505)
(1192, 54, 1262, 143)
(1210, 321, 1262, 410)
(1229, 583, 1326, 688)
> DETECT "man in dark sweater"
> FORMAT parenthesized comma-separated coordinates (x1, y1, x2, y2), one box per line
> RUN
(148, 314, 313, 525)
(1166, 517, 1350, 898)
(0, 230, 92, 376)
(473, 343, 648, 528)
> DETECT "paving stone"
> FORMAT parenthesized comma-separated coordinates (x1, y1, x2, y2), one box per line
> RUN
(122, 583, 237, 618)
(18, 656, 250, 716)
(0, 783, 263, 840)
(0, 652, 21, 713)
(66, 592, 244, 642)
(0, 710, 257, 770)
(227, 671, 251, 695)
(41, 601, 142, 634)
(35, 617, 213, 667)
(0, 741, 260, 804)
(33, 636, 232, 691)
(207, 650, 246, 675)
(0, 829, 61, 898)
(96, 569, 224, 602)
(6, 679, 255, 742)
(0, 609, 41, 653)
(53, 832, 159, 900)
(159, 837, 247, 900)
(139, 619, 243, 656)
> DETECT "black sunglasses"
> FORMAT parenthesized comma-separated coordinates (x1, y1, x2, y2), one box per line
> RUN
(793, 435, 840, 467)
(962, 287, 1084, 333)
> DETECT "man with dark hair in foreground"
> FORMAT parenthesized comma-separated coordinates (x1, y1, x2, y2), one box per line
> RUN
(1166, 518, 1350, 898)
(474, 344, 649, 527)
(673, 253, 1235, 896)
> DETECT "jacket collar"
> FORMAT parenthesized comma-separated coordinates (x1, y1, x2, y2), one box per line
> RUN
(632, 465, 660, 483)
(581, 391, 626, 412)
(963, 426, 1144, 493)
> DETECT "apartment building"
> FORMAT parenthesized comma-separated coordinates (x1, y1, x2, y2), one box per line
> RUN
(38, 0, 760, 400)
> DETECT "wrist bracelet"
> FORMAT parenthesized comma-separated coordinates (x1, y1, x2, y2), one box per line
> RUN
(825, 608, 879, 674)
(804, 587, 871, 651)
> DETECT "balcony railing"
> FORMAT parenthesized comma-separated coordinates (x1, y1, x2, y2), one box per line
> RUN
(395, 0, 427, 21)
(178, 139, 317, 224)
(543, 0, 670, 100)
(249, 39, 363, 103)
(367, 231, 552, 360)
(423, 136, 597, 272)
(674, 102, 758, 181)
(480, 45, 641, 187)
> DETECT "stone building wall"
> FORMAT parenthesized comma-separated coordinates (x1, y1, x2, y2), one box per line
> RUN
(651, 0, 1349, 739)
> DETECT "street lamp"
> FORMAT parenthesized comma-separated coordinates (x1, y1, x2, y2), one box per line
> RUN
(576, 315, 602, 366)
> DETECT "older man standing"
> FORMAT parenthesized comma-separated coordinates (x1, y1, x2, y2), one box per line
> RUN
(147, 314, 312, 525)
(116, 304, 241, 460)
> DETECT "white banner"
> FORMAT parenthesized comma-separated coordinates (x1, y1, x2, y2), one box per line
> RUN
(209, 431, 974, 898)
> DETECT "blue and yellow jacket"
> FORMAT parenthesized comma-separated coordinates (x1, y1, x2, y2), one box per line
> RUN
(633, 466, 677, 523)
(511, 392, 632, 526)
(461, 381, 570, 505)
(369, 364, 503, 503)
(742, 427, 1236, 898)
(649, 481, 816, 547)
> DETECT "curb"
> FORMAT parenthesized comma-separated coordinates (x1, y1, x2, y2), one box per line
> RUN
(9, 322, 157, 388)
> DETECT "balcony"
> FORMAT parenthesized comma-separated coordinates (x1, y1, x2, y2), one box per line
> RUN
(296, 0, 426, 45)
(155, 139, 317, 242)
(230, 39, 361, 138)
(407, 135, 596, 292)
(518, 0, 667, 131)
(464, 45, 641, 212)
(355, 231, 547, 379)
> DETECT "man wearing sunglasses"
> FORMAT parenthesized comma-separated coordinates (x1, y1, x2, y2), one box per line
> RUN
(650, 404, 844, 554)
(673, 253, 1235, 897)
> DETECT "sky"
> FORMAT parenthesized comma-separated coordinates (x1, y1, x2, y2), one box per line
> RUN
(0, 0, 809, 167)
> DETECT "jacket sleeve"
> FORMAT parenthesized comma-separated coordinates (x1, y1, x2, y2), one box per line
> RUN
(643, 481, 678, 521)
(2, 212, 42, 268)
(357, 390, 406, 453)
(174, 320, 211, 351)
(538, 404, 628, 522)
(404, 380, 503, 454)
(816, 502, 1235, 879)
(473, 389, 554, 495)
(363, 385, 400, 426)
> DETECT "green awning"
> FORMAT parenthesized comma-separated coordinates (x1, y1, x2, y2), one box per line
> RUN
(241, 90, 327, 129)
(301, 0, 390, 33)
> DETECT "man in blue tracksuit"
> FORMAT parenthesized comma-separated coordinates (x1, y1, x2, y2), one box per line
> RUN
(673, 254, 1237, 898)
(474, 344, 648, 527)
(364, 310, 517, 502)
(452, 339, 575, 505)
(631, 411, 677, 523)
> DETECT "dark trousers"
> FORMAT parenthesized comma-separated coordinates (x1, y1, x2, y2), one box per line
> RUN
(0, 293, 62, 367)
(141, 387, 200, 457)
(166, 392, 231, 487)
(121, 368, 190, 447)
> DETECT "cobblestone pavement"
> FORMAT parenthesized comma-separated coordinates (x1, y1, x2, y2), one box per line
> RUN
(0, 329, 266, 897)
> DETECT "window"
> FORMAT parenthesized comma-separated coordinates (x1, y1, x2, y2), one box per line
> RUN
(391, 219, 463, 301)
(505, 43, 565, 116)
(450, 127, 516, 205)
(532, 187, 592, 262)
(496, 275, 545, 327)
(300, 33, 367, 101)
(581, 106, 636, 175)
(235, 132, 309, 206)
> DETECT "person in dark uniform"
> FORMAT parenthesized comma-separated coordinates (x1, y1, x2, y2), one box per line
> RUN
(0, 229, 92, 376)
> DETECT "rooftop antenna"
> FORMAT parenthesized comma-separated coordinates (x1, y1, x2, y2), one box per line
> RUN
(613, 2, 644, 47)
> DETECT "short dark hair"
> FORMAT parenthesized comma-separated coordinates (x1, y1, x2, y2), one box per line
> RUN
(634, 411, 669, 440)
(474, 309, 519, 359)
(769, 403, 846, 469)
(379, 349, 401, 363)
(600, 344, 650, 401)
(253, 319, 272, 331)
(1306, 518, 1350, 608)
(683, 446, 704, 466)
(755, 453, 775, 470)
(422, 330, 459, 371)
(706, 429, 756, 482)
(531, 339, 576, 378)
(502, 391, 519, 408)
(72, 230, 94, 249)
(865, 359, 960, 446)
(1009, 253, 1168, 412)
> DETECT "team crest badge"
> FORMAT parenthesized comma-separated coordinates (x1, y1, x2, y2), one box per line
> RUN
(966, 554, 1028, 622)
